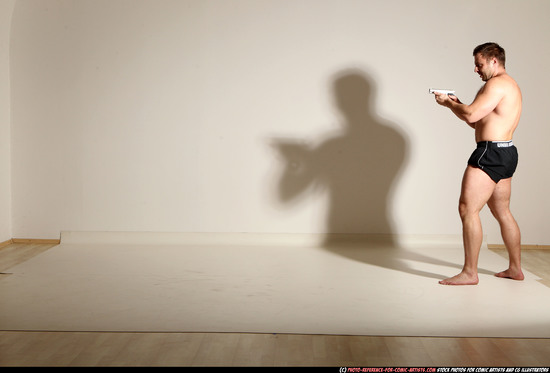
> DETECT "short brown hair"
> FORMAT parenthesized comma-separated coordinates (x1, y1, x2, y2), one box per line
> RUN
(473, 42, 506, 67)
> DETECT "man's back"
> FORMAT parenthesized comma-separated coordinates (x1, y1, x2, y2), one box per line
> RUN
(474, 74, 522, 142)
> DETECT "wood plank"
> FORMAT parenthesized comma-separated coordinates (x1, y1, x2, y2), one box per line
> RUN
(12, 238, 60, 244)
(191, 333, 242, 366)
(231, 333, 277, 366)
(384, 336, 435, 366)
(0, 239, 13, 249)
(348, 335, 393, 366)
(488, 244, 550, 250)
(0, 242, 58, 273)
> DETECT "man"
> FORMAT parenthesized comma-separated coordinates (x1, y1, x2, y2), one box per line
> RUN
(434, 42, 524, 285)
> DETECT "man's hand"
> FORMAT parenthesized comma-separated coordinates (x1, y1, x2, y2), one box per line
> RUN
(434, 92, 459, 107)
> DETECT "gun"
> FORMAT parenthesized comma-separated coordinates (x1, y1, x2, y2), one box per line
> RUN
(429, 89, 455, 95)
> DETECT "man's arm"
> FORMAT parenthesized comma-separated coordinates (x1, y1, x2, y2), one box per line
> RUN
(440, 95, 476, 128)
(435, 78, 505, 124)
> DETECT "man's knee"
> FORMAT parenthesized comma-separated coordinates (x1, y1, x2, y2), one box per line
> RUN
(488, 203, 512, 222)
(458, 200, 478, 220)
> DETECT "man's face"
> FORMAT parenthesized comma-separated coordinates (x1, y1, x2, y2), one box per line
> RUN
(474, 53, 495, 81)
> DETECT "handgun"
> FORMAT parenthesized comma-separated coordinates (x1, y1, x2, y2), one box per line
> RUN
(429, 89, 455, 95)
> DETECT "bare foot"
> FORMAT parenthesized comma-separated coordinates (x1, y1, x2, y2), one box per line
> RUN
(439, 271, 479, 285)
(495, 268, 524, 281)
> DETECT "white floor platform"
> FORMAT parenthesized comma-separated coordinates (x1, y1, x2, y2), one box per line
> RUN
(1, 232, 549, 338)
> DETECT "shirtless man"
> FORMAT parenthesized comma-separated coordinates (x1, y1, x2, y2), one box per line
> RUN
(434, 42, 524, 285)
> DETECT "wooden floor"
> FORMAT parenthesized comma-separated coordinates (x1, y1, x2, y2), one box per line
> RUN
(1, 242, 550, 367)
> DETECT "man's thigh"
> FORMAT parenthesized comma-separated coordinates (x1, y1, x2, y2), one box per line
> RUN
(487, 177, 512, 213)
(460, 166, 497, 211)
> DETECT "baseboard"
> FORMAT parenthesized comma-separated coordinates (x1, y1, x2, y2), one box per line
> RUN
(0, 239, 14, 249)
(488, 244, 550, 250)
(11, 238, 61, 244)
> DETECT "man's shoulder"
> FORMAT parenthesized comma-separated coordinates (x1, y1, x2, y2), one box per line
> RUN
(491, 73, 518, 86)
(486, 74, 519, 93)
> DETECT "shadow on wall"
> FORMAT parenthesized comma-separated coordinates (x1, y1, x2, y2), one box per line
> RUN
(272, 68, 409, 241)
(271, 68, 473, 280)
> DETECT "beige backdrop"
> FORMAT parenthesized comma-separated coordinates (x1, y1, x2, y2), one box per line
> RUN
(3, 0, 549, 244)
(0, 0, 15, 242)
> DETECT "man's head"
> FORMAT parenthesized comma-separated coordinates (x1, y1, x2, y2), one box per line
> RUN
(473, 42, 506, 81)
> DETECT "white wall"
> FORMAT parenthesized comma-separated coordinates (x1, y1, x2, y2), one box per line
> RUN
(0, 0, 16, 242)
(9, 0, 550, 244)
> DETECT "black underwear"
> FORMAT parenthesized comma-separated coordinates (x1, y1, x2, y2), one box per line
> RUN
(467, 141, 518, 183)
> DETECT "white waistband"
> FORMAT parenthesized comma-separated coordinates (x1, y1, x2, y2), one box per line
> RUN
(492, 141, 514, 147)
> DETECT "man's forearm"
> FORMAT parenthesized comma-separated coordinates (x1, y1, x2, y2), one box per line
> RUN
(446, 100, 468, 120)
(446, 100, 475, 126)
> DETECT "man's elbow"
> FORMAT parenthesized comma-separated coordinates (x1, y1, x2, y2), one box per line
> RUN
(462, 110, 480, 124)
(462, 104, 493, 123)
